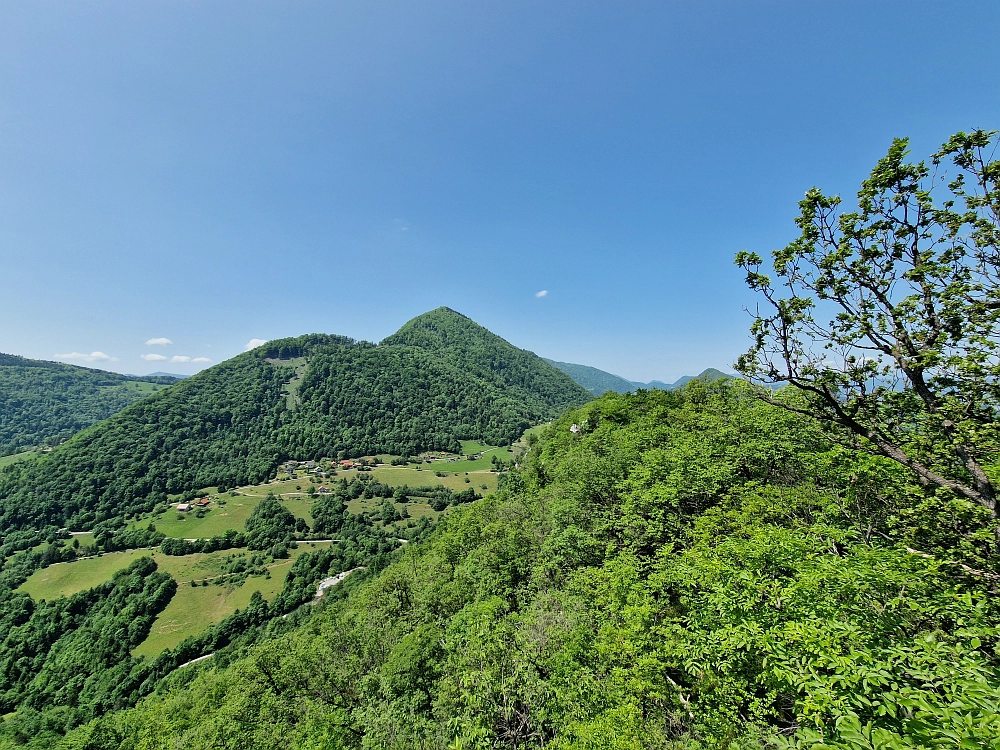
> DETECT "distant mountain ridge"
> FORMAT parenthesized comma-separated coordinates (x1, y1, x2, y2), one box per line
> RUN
(0, 353, 178, 456)
(543, 358, 733, 396)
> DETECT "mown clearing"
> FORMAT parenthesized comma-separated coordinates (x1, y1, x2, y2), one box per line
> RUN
(18, 541, 336, 657)
(19, 549, 151, 600)
(0, 451, 40, 468)
(134, 542, 334, 656)
(135, 466, 500, 539)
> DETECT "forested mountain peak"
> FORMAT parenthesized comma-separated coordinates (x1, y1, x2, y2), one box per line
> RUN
(381, 306, 494, 349)
(383, 307, 593, 412)
(0, 312, 590, 534)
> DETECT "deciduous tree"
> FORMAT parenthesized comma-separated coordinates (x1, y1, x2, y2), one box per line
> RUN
(737, 130, 1000, 515)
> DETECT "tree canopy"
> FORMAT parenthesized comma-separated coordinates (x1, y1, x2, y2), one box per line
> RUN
(0, 354, 175, 456)
(737, 129, 1000, 516)
(33, 384, 1000, 749)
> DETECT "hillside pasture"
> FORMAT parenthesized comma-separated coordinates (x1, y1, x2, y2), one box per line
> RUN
(0, 450, 40, 468)
(139, 470, 496, 539)
(19, 549, 151, 601)
(369, 467, 497, 493)
(18, 541, 336, 657)
(134, 542, 333, 657)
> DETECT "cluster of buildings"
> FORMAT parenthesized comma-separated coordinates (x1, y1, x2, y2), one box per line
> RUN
(280, 457, 386, 476)
(176, 497, 211, 513)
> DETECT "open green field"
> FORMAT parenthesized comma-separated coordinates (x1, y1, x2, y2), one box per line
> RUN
(0, 450, 40, 468)
(19, 549, 153, 601)
(17, 540, 335, 657)
(405, 445, 513, 473)
(19, 542, 332, 602)
(345, 497, 440, 522)
(369, 467, 497, 493)
(137, 469, 495, 539)
(134, 542, 333, 656)
(137, 498, 260, 538)
(138, 480, 318, 538)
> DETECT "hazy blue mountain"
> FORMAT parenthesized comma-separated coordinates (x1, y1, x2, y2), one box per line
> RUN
(660, 368, 732, 390)
(542, 359, 638, 395)
(545, 359, 734, 395)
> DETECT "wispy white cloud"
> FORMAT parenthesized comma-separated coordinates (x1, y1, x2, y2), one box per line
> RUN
(192, 357, 212, 363)
(245, 338, 267, 351)
(145, 337, 172, 346)
(171, 355, 191, 363)
(535, 290, 548, 298)
(141, 353, 168, 362)
(56, 351, 117, 363)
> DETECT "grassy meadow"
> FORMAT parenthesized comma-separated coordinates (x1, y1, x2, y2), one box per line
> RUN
(18, 540, 335, 657)
(18, 442, 513, 659)
(0, 451, 40, 468)
(135, 465, 500, 539)
(134, 541, 334, 656)
(19, 549, 152, 601)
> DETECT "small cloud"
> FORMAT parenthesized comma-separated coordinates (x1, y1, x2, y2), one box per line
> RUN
(192, 357, 212, 363)
(171, 355, 191, 363)
(145, 337, 172, 346)
(245, 338, 267, 351)
(141, 353, 168, 362)
(56, 351, 117, 363)
(535, 290, 548, 298)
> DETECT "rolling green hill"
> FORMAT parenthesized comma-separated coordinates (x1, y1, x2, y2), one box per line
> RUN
(0, 310, 591, 534)
(0, 354, 177, 456)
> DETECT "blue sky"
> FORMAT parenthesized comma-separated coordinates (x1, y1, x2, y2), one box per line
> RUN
(1, 1, 998, 381)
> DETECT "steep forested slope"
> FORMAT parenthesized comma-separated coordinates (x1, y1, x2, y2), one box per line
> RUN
(0, 350, 291, 532)
(0, 354, 176, 456)
(45, 382, 1000, 749)
(383, 307, 592, 412)
(283, 342, 557, 457)
(0, 314, 590, 533)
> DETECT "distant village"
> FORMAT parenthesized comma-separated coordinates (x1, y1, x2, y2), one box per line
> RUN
(171, 449, 494, 512)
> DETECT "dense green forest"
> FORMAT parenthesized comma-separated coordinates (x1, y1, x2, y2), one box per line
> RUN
(0, 354, 176, 456)
(25, 382, 996, 749)
(382, 307, 591, 413)
(0, 310, 590, 533)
